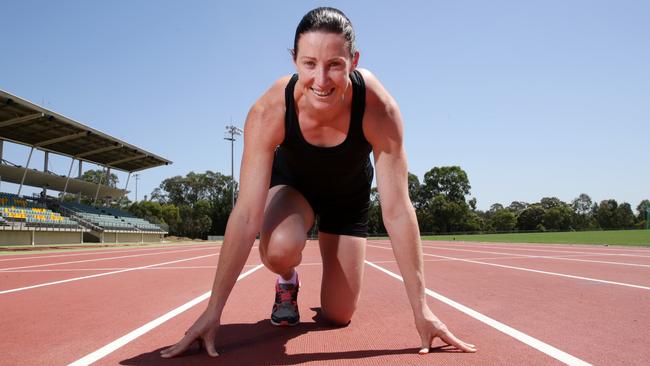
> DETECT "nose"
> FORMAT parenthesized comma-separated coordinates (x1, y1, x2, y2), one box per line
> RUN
(315, 66, 328, 86)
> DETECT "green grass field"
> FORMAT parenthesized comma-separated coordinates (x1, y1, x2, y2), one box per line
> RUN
(421, 229, 650, 247)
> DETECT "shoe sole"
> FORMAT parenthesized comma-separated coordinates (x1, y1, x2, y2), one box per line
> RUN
(270, 318, 300, 327)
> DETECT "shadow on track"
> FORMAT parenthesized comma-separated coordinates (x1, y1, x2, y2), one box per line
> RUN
(119, 307, 452, 365)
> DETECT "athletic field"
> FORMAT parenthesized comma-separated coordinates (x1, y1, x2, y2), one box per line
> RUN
(421, 229, 650, 247)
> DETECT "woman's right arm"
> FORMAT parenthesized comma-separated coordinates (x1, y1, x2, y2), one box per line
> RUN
(160, 76, 289, 358)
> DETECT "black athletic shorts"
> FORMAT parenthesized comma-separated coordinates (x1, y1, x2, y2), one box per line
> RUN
(270, 169, 371, 238)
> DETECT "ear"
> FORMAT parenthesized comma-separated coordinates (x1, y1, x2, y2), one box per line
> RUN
(351, 51, 360, 71)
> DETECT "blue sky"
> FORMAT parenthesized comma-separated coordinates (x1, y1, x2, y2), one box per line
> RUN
(1, 1, 648, 211)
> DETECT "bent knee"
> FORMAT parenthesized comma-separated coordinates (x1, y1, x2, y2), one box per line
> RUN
(260, 233, 305, 271)
(322, 308, 354, 327)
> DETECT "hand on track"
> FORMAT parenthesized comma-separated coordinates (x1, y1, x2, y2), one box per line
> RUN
(160, 310, 220, 358)
(415, 306, 477, 354)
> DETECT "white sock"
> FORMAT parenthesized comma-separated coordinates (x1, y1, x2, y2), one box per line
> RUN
(278, 270, 297, 285)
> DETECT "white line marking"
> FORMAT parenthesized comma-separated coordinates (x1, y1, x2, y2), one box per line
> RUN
(418, 245, 650, 268)
(424, 240, 650, 253)
(423, 242, 650, 258)
(369, 239, 650, 256)
(67, 264, 264, 366)
(0, 244, 214, 262)
(0, 247, 215, 271)
(364, 260, 592, 366)
(367, 244, 650, 291)
(0, 253, 219, 295)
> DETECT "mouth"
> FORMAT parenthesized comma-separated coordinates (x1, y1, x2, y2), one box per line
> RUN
(310, 87, 335, 98)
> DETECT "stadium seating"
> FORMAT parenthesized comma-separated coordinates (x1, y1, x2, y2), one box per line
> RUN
(60, 201, 165, 232)
(0, 192, 79, 228)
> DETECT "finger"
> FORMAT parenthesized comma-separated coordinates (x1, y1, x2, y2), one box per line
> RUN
(203, 335, 219, 357)
(160, 334, 198, 358)
(440, 331, 477, 353)
(418, 333, 433, 355)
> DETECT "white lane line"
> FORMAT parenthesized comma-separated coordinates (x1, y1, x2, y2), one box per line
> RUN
(365, 260, 592, 366)
(424, 242, 650, 258)
(425, 241, 650, 253)
(370, 239, 650, 257)
(0, 247, 215, 271)
(0, 253, 219, 295)
(367, 244, 650, 291)
(419, 245, 650, 268)
(0, 244, 215, 262)
(0, 259, 450, 273)
(67, 264, 264, 366)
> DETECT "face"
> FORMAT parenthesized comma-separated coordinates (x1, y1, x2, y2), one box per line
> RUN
(294, 31, 359, 111)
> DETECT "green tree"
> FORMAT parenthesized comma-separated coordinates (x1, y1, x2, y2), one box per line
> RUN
(407, 172, 422, 208)
(571, 193, 594, 230)
(507, 201, 528, 215)
(421, 195, 470, 233)
(636, 199, 649, 223)
(517, 204, 545, 230)
(543, 205, 573, 231)
(367, 187, 386, 234)
(615, 203, 635, 229)
(420, 166, 471, 204)
(81, 169, 119, 188)
(161, 204, 180, 231)
(490, 209, 517, 232)
(540, 197, 564, 210)
(596, 199, 618, 229)
(417, 166, 472, 233)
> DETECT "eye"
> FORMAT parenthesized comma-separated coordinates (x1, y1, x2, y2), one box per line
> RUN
(303, 61, 316, 68)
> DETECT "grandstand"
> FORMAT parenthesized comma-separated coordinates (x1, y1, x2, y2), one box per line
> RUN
(0, 89, 172, 245)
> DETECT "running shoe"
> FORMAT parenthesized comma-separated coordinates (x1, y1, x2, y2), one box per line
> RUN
(271, 276, 300, 326)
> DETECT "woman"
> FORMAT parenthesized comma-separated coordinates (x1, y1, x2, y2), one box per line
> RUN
(161, 7, 476, 358)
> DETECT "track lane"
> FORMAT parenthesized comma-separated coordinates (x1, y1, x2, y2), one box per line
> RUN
(366, 243, 650, 365)
(0, 247, 221, 291)
(91, 243, 559, 366)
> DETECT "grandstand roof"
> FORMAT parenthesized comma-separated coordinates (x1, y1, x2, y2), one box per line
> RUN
(0, 90, 171, 172)
(0, 164, 126, 198)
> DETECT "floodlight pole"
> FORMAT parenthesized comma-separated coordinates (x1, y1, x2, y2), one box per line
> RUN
(224, 125, 243, 209)
(646, 206, 649, 230)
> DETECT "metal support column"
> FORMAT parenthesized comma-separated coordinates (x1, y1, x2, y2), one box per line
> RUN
(93, 166, 105, 206)
(42, 151, 49, 198)
(61, 158, 76, 201)
(77, 161, 83, 203)
(17, 147, 34, 196)
(104, 167, 112, 207)
(119, 172, 131, 206)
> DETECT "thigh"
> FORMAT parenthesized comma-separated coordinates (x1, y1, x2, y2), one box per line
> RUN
(259, 185, 315, 261)
(318, 231, 366, 325)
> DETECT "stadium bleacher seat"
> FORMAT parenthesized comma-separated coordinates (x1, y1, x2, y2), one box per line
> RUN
(60, 201, 165, 232)
(0, 192, 79, 229)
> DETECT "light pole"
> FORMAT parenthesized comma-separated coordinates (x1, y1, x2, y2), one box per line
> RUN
(134, 173, 140, 202)
(224, 124, 243, 209)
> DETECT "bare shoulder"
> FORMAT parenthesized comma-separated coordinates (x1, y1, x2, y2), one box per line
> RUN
(357, 69, 403, 146)
(244, 75, 293, 149)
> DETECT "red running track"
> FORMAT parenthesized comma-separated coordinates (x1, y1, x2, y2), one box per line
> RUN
(0, 240, 648, 365)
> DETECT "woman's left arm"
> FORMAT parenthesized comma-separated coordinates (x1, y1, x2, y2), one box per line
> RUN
(360, 69, 476, 354)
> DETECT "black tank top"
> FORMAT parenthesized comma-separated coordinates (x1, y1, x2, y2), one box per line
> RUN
(272, 70, 373, 203)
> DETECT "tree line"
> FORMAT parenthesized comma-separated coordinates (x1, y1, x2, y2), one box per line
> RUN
(79, 168, 649, 238)
(368, 166, 649, 235)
